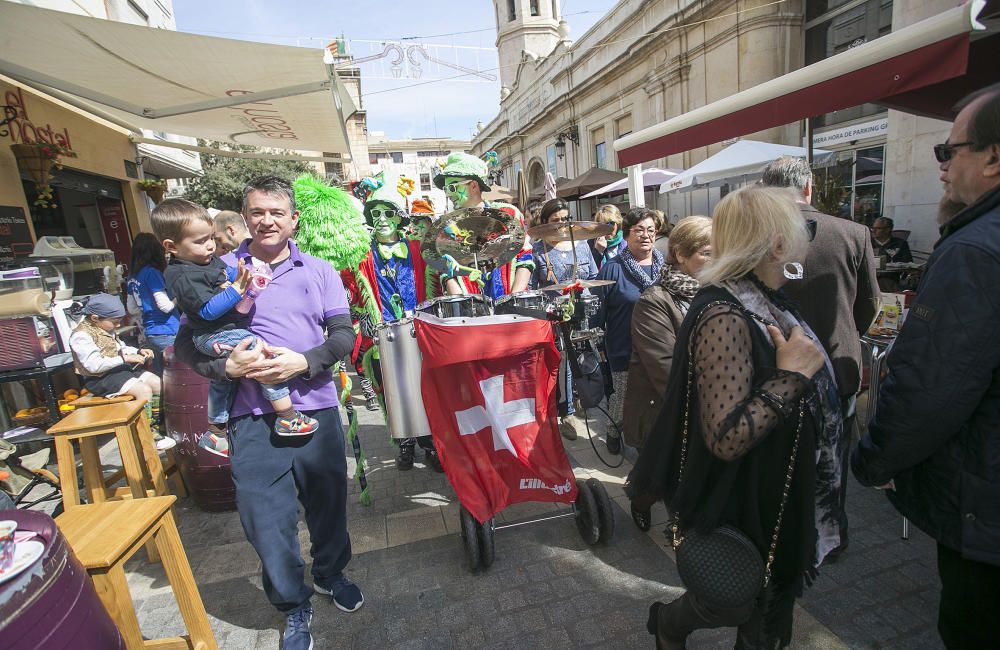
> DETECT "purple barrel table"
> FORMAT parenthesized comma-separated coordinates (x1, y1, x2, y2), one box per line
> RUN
(162, 348, 237, 512)
(0, 509, 124, 649)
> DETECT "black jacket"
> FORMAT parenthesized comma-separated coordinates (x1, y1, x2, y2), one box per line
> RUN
(852, 185, 1000, 566)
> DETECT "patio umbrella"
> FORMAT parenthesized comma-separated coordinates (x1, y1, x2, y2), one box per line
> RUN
(580, 168, 683, 199)
(483, 185, 514, 202)
(659, 140, 835, 193)
(543, 173, 558, 201)
(515, 169, 530, 215)
(557, 167, 627, 200)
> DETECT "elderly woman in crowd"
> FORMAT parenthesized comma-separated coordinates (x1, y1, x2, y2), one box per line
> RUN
(595, 207, 665, 454)
(622, 215, 712, 530)
(529, 198, 598, 439)
(590, 203, 625, 268)
(628, 186, 841, 649)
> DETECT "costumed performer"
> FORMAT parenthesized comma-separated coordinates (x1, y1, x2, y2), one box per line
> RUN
(433, 152, 534, 299)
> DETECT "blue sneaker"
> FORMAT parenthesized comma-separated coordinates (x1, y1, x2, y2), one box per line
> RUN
(283, 606, 313, 650)
(314, 574, 364, 612)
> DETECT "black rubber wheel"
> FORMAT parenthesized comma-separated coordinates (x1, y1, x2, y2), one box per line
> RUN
(460, 506, 482, 572)
(587, 477, 615, 544)
(574, 479, 601, 545)
(478, 518, 496, 569)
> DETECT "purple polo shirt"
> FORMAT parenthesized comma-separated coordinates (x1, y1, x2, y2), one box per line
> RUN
(223, 240, 349, 418)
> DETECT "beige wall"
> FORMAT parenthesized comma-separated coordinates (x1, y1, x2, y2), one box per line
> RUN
(1, 79, 152, 244)
(475, 0, 803, 218)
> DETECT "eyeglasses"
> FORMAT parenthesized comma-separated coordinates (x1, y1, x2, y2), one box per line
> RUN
(933, 141, 976, 163)
(631, 227, 657, 237)
(444, 180, 472, 193)
(369, 207, 403, 219)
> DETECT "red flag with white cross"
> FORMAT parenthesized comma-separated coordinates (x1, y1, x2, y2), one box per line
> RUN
(414, 313, 578, 523)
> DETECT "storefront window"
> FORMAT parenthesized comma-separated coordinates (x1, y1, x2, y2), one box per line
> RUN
(812, 145, 884, 225)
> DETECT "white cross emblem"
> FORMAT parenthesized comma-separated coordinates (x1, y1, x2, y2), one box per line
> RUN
(455, 374, 536, 456)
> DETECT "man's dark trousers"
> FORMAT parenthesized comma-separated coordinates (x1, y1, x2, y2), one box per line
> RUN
(229, 406, 351, 613)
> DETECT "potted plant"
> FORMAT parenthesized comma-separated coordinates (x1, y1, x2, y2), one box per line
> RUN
(10, 142, 77, 209)
(137, 178, 168, 204)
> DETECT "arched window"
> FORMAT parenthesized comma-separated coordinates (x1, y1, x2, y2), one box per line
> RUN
(508, 0, 517, 21)
(530, 0, 540, 16)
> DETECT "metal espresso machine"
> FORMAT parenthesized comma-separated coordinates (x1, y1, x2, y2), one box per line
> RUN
(31, 236, 121, 351)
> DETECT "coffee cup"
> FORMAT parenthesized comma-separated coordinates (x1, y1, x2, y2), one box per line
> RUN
(0, 520, 17, 571)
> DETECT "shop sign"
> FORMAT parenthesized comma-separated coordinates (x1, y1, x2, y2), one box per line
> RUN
(0, 206, 33, 264)
(809, 118, 888, 148)
(2, 86, 73, 148)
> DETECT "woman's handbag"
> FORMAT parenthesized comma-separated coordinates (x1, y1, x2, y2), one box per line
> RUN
(669, 311, 804, 610)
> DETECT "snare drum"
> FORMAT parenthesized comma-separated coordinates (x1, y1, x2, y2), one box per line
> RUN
(376, 317, 432, 439)
(416, 294, 492, 319)
(554, 293, 602, 329)
(493, 290, 549, 316)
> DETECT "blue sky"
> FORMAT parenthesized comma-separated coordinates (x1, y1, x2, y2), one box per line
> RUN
(173, 0, 615, 140)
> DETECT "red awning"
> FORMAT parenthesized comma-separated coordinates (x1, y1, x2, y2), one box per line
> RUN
(615, 0, 998, 167)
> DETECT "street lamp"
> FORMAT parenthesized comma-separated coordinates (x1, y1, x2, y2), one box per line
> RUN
(554, 125, 579, 160)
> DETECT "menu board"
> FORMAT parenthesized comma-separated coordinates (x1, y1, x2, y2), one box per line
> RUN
(0, 206, 33, 265)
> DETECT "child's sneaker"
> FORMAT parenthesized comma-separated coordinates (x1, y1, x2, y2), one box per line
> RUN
(275, 412, 319, 436)
(197, 432, 229, 457)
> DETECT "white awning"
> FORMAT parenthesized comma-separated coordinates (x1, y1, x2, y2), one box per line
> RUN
(615, 0, 996, 166)
(659, 141, 834, 193)
(580, 168, 682, 199)
(0, 2, 357, 159)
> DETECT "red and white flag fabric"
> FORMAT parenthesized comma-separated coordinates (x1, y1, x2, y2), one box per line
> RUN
(414, 313, 578, 523)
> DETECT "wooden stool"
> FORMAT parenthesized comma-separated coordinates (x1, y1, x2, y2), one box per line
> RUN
(69, 394, 136, 408)
(57, 496, 218, 650)
(46, 400, 186, 512)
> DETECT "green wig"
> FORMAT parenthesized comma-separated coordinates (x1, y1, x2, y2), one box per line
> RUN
(294, 175, 371, 270)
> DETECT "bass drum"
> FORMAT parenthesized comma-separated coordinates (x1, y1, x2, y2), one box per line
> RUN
(493, 290, 549, 317)
(376, 317, 432, 439)
(416, 294, 492, 319)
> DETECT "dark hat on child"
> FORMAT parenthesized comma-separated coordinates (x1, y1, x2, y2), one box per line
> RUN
(83, 293, 126, 318)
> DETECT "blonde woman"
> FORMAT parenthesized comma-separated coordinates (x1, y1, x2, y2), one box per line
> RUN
(628, 186, 842, 649)
(590, 203, 624, 268)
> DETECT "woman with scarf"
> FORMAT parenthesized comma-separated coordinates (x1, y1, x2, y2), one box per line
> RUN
(594, 208, 665, 454)
(629, 187, 842, 649)
(622, 216, 712, 530)
(590, 204, 625, 268)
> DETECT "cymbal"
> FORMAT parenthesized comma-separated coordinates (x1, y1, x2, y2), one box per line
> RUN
(420, 206, 525, 273)
(527, 220, 613, 242)
(547, 278, 615, 291)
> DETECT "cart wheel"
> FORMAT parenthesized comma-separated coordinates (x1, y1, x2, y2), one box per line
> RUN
(574, 479, 601, 545)
(460, 506, 482, 572)
(587, 477, 615, 544)
(478, 518, 496, 569)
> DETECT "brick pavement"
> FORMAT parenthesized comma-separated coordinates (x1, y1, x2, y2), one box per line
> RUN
(28, 382, 945, 649)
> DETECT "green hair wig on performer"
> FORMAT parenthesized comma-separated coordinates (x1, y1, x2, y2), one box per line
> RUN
(293, 175, 371, 270)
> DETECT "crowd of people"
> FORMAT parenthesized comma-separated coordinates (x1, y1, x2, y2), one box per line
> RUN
(56, 83, 999, 650)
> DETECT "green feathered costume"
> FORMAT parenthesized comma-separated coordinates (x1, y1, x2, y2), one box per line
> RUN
(293, 175, 374, 505)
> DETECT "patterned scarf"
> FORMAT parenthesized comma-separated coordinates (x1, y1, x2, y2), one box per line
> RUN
(659, 266, 699, 306)
(618, 247, 664, 291)
(721, 274, 844, 566)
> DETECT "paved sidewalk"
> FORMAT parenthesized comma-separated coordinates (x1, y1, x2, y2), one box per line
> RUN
(32, 383, 943, 649)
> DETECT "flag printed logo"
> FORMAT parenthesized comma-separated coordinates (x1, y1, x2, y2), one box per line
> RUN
(414, 313, 579, 523)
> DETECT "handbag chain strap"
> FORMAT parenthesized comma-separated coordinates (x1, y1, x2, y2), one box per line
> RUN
(669, 300, 805, 588)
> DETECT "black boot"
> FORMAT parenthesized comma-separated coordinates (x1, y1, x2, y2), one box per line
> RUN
(424, 449, 444, 473)
(396, 442, 415, 470)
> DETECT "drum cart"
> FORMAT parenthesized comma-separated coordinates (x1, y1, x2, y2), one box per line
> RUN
(458, 477, 616, 573)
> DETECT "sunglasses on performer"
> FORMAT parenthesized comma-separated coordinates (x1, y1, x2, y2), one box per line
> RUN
(369, 207, 403, 219)
(933, 141, 975, 163)
(444, 180, 473, 193)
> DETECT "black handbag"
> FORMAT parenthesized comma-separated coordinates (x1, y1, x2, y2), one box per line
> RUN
(669, 303, 804, 610)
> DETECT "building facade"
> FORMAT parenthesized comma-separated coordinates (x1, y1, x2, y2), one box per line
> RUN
(0, 0, 201, 267)
(474, 0, 957, 253)
(367, 133, 471, 214)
